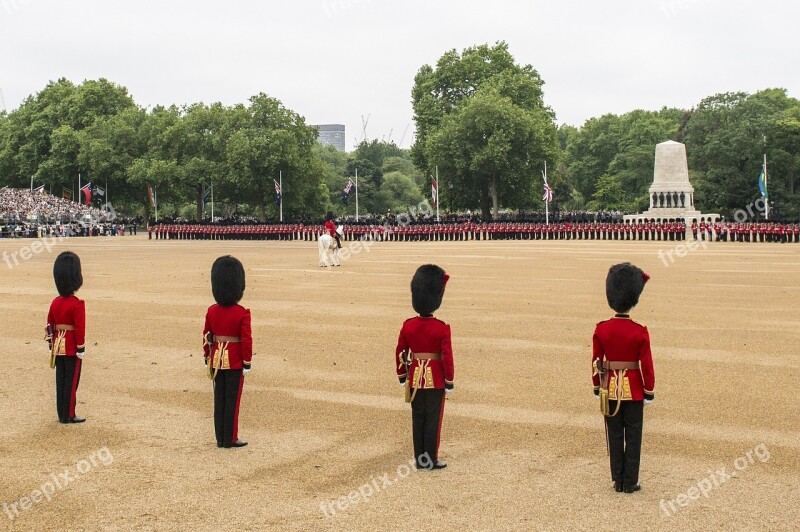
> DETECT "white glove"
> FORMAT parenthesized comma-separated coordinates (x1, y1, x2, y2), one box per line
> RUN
(644, 399, 653, 406)
(76, 352, 84, 360)
(444, 388, 453, 395)
(594, 394, 600, 400)
(243, 367, 251, 375)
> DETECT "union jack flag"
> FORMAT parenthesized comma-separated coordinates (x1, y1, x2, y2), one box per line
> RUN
(543, 182, 553, 202)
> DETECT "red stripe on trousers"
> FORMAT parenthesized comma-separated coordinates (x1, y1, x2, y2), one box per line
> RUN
(435, 392, 446, 460)
(232, 374, 244, 441)
(69, 358, 82, 417)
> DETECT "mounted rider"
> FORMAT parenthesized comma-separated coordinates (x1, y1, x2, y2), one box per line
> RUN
(325, 211, 342, 249)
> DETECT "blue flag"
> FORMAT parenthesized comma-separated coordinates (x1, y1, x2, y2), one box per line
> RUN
(758, 167, 767, 198)
(273, 179, 282, 206)
(202, 184, 211, 208)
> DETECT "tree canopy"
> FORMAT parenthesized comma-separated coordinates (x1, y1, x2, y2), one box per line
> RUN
(412, 42, 559, 219)
(1, 72, 798, 222)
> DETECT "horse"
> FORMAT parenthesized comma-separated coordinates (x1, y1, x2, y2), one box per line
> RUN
(318, 226, 343, 267)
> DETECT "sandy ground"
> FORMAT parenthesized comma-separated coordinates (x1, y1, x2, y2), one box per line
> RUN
(0, 235, 798, 531)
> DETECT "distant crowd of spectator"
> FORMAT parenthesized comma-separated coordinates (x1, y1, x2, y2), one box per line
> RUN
(0, 187, 109, 223)
(0, 187, 138, 238)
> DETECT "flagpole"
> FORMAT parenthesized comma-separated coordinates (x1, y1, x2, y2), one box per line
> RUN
(279, 171, 283, 222)
(30, 175, 33, 192)
(211, 180, 214, 222)
(355, 168, 359, 222)
(155, 187, 158, 223)
(764, 154, 769, 221)
(78, 173, 81, 204)
(435, 166, 440, 222)
(544, 161, 549, 225)
(105, 179, 108, 210)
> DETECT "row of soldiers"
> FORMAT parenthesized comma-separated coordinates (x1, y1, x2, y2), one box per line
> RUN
(693, 220, 800, 242)
(148, 220, 800, 243)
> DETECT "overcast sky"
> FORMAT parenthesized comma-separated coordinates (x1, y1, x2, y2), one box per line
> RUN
(1, 0, 797, 151)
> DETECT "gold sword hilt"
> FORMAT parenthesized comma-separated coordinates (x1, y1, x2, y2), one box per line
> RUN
(208, 341, 228, 381)
(49, 331, 65, 370)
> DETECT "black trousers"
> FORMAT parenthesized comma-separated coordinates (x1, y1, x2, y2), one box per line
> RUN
(411, 388, 445, 467)
(605, 400, 644, 488)
(55, 356, 82, 421)
(214, 369, 243, 445)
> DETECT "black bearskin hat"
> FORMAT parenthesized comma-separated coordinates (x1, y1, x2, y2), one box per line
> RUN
(53, 251, 83, 297)
(606, 262, 649, 314)
(411, 264, 449, 316)
(211, 255, 245, 307)
(326, 211, 335, 222)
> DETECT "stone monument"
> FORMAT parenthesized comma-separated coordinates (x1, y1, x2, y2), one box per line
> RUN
(624, 140, 718, 224)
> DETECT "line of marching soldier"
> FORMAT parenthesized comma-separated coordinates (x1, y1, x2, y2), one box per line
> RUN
(339, 220, 692, 242)
(693, 219, 800, 243)
(151, 223, 303, 240)
(148, 219, 800, 243)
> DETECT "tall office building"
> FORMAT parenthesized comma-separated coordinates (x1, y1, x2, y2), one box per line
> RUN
(314, 124, 346, 152)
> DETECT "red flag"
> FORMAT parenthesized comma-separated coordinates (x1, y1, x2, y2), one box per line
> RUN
(147, 185, 155, 207)
(431, 178, 438, 207)
(80, 183, 92, 206)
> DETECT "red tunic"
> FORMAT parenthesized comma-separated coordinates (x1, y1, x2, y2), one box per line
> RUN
(591, 316, 655, 401)
(203, 304, 253, 369)
(324, 220, 336, 237)
(47, 295, 86, 356)
(395, 316, 454, 389)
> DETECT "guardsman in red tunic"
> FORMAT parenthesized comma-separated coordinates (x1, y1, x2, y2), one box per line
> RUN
(324, 211, 341, 248)
(45, 252, 87, 424)
(592, 263, 655, 494)
(395, 264, 454, 470)
(203, 256, 253, 448)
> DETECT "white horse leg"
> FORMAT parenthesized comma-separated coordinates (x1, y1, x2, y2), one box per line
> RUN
(318, 237, 329, 267)
(332, 245, 340, 266)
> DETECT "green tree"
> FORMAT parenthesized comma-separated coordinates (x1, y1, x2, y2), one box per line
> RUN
(352, 139, 405, 171)
(773, 105, 800, 205)
(125, 105, 182, 220)
(382, 170, 425, 211)
(225, 94, 326, 221)
(425, 85, 557, 217)
(78, 106, 149, 208)
(589, 174, 629, 211)
(412, 42, 558, 219)
(564, 109, 680, 212)
(0, 78, 134, 193)
(314, 143, 347, 212)
(684, 89, 800, 217)
(160, 103, 230, 220)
